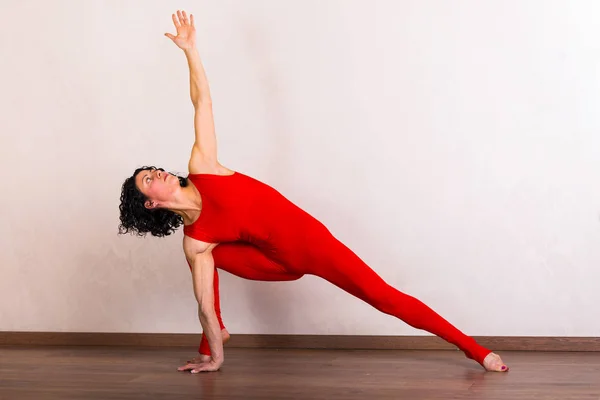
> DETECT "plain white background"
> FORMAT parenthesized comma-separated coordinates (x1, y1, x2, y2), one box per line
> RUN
(1, 0, 599, 337)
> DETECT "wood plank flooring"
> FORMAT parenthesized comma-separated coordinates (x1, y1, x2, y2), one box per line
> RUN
(1, 346, 599, 399)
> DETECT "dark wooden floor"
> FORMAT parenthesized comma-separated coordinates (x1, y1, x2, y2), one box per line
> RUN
(1, 346, 599, 400)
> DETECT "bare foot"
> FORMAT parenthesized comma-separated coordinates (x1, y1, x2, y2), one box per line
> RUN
(222, 328, 231, 343)
(482, 352, 509, 372)
(186, 329, 231, 364)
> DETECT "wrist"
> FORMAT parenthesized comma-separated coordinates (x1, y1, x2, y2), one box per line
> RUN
(183, 46, 198, 55)
(213, 355, 224, 364)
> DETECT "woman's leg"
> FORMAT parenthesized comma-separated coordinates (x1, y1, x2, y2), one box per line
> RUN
(302, 237, 493, 366)
(196, 242, 303, 356)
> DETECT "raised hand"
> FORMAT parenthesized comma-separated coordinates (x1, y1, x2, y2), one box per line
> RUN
(165, 10, 196, 50)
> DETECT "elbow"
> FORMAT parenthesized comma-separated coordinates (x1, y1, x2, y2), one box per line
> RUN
(193, 98, 212, 109)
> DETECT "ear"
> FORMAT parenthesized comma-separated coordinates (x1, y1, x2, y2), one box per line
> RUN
(145, 199, 156, 209)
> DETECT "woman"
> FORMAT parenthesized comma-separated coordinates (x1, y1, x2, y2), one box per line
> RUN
(119, 10, 508, 374)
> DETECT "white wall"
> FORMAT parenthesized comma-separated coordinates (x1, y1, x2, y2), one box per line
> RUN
(1, 0, 599, 337)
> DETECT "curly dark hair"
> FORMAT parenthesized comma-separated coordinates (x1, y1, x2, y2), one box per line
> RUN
(118, 166, 188, 237)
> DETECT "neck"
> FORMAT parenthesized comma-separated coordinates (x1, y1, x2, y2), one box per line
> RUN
(163, 183, 202, 224)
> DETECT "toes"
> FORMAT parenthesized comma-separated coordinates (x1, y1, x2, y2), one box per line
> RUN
(482, 354, 509, 372)
(491, 363, 509, 372)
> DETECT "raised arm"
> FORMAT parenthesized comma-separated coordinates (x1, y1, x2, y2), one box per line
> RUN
(165, 10, 219, 173)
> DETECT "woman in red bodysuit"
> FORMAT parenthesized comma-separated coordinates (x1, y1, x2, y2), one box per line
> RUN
(118, 10, 508, 374)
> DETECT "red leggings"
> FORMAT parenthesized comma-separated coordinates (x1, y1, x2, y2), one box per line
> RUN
(193, 242, 491, 366)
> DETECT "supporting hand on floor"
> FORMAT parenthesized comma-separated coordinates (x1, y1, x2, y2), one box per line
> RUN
(178, 357, 223, 373)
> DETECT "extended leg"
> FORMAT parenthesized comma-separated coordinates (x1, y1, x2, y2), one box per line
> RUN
(303, 238, 493, 366)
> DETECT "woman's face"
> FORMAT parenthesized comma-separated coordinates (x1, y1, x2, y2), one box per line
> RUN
(135, 168, 179, 209)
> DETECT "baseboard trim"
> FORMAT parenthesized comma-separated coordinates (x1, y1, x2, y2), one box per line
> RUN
(1, 332, 599, 351)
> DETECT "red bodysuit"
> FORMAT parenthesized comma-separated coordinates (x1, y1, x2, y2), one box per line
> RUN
(183, 172, 492, 366)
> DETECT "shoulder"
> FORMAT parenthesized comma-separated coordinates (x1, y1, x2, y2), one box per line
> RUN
(188, 148, 235, 175)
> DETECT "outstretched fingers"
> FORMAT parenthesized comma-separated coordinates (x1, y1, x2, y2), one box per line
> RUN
(177, 362, 198, 372)
(177, 362, 215, 374)
(177, 10, 188, 26)
(172, 13, 180, 28)
(172, 10, 193, 29)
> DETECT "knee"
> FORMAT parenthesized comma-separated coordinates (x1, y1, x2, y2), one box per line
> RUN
(356, 286, 393, 314)
(367, 285, 408, 315)
(374, 297, 396, 315)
